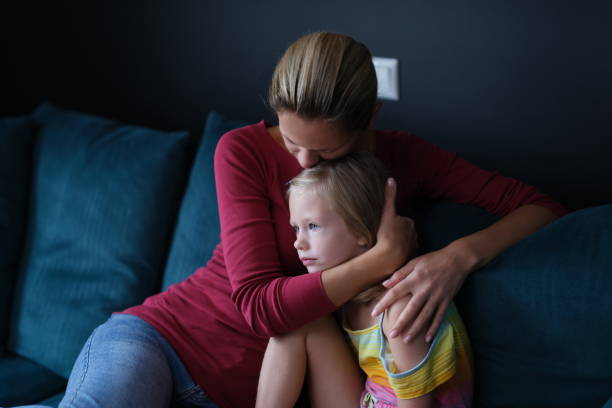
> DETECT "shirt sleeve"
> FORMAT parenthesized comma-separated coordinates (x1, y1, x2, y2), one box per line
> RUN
(214, 129, 336, 338)
(401, 133, 568, 218)
(381, 319, 457, 399)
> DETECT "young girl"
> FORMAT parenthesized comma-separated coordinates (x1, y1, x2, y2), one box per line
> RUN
(256, 152, 474, 408)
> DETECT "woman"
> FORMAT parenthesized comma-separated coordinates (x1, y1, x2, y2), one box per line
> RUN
(20, 32, 565, 408)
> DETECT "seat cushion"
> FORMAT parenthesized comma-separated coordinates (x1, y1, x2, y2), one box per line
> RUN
(420, 203, 612, 408)
(8, 103, 193, 378)
(0, 352, 66, 406)
(36, 391, 65, 407)
(162, 111, 249, 289)
(0, 116, 36, 355)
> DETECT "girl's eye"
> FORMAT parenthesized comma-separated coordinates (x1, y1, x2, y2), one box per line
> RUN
(308, 223, 319, 231)
(292, 225, 299, 233)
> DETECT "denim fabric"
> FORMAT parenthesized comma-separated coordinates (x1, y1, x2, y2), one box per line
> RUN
(12, 314, 218, 408)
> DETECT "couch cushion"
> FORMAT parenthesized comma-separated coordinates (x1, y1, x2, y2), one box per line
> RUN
(8, 103, 193, 378)
(0, 352, 66, 406)
(37, 391, 65, 407)
(162, 111, 249, 289)
(420, 203, 612, 408)
(0, 116, 36, 355)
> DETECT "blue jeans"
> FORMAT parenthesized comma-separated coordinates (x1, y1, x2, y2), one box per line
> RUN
(16, 314, 218, 408)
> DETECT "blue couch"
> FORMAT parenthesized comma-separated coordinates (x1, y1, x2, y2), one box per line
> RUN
(1, 104, 611, 407)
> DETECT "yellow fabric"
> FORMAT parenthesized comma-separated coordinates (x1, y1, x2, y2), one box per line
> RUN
(344, 303, 472, 400)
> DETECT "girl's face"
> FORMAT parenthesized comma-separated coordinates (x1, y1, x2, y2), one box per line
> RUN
(277, 111, 361, 169)
(289, 187, 368, 273)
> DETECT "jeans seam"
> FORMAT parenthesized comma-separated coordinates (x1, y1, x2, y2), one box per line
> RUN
(175, 384, 202, 402)
(68, 325, 98, 406)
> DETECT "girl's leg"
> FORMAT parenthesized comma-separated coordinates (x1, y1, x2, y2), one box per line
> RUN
(256, 314, 363, 408)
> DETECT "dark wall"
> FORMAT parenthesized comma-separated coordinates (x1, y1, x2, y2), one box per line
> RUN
(4, 1, 612, 210)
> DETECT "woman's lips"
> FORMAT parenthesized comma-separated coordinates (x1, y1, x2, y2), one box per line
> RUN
(300, 258, 316, 266)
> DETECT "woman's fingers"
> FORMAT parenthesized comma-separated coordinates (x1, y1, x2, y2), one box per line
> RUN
(383, 258, 417, 288)
(388, 293, 427, 340)
(398, 297, 444, 343)
(425, 302, 449, 343)
(382, 178, 398, 220)
(377, 178, 398, 240)
(372, 269, 414, 317)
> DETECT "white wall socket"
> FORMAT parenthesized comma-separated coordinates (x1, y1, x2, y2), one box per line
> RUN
(372, 57, 399, 101)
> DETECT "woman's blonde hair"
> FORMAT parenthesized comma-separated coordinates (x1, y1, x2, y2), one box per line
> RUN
(269, 32, 378, 134)
(287, 152, 388, 303)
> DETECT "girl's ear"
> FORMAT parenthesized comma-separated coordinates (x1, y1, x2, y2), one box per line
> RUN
(357, 236, 369, 246)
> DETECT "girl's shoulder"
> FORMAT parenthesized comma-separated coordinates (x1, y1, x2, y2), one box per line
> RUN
(343, 301, 379, 332)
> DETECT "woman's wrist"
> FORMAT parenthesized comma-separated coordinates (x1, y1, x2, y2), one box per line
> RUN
(444, 237, 484, 277)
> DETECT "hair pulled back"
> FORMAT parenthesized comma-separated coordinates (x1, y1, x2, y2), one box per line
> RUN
(269, 32, 378, 134)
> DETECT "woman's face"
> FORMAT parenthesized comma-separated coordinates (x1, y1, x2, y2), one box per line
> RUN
(277, 111, 362, 168)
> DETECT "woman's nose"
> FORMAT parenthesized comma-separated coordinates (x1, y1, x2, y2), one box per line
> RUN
(297, 150, 320, 168)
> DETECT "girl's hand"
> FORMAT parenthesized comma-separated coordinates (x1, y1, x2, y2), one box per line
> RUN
(372, 243, 477, 343)
(374, 178, 419, 273)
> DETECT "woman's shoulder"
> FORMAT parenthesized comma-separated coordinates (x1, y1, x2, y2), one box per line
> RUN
(374, 128, 432, 151)
(215, 120, 285, 161)
(216, 120, 268, 149)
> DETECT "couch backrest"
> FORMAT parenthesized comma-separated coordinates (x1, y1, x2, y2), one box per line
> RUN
(8, 103, 194, 378)
(0, 116, 36, 356)
(420, 202, 612, 408)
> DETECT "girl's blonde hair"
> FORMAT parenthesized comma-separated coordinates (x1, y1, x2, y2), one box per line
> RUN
(269, 32, 378, 134)
(287, 152, 388, 303)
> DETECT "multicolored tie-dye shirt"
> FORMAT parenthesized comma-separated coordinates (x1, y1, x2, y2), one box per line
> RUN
(344, 302, 473, 407)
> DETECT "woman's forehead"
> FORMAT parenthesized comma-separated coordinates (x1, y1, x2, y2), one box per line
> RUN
(278, 112, 351, 150)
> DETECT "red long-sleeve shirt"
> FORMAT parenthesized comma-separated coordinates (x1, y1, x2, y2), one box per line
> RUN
(122, 121, 566, 408)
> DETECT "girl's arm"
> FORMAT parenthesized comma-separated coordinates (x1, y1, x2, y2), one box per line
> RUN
(383, 298, 435, 408)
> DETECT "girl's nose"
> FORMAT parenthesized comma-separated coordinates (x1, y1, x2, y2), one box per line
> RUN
(294, 233, 309, 250)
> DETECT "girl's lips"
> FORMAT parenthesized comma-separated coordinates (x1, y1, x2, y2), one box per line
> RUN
(300, 258, 316, 266)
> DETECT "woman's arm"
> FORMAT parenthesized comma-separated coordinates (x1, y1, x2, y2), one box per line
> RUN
(321, 178, 417, 306)
(372, 133, 567, 342)
(374, 204, 558, 343)
(215, 128, 414, 337)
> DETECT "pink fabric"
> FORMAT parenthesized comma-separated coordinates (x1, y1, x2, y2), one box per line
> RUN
(361, 378, 397, 407)
(121, 121, 567, 408)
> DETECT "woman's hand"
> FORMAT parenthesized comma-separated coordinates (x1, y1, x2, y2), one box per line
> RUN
(374, 178, 419, 273)
(372, 242, 478, 343)
(372, 204, 559, 343)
